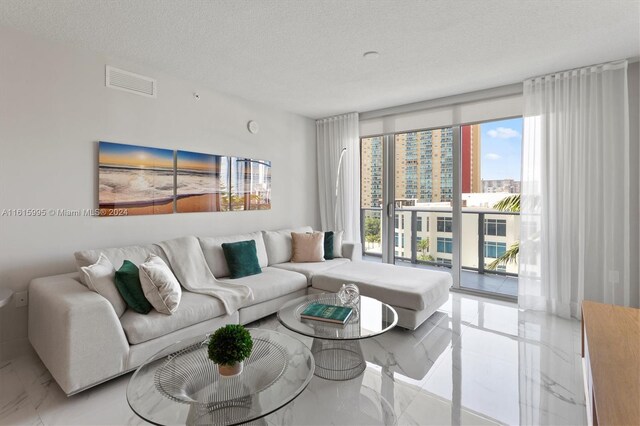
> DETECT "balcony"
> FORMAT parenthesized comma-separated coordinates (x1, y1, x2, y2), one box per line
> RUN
(361, 207, 519, 299)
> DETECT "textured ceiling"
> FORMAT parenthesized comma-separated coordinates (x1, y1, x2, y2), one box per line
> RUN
(0, 0, 638, 118)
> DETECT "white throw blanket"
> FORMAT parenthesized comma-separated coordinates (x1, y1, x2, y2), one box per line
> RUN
(158, 236, 254, 314)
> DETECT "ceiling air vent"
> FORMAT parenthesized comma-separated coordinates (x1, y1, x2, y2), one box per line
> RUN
(105, 66, 157, 98)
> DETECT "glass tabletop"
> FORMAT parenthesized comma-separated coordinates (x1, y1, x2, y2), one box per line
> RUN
(127, 328, 314, 426)
(277, 293, 398, 340)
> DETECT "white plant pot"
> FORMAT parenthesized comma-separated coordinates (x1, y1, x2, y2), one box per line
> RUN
(218, 361, 243, 377)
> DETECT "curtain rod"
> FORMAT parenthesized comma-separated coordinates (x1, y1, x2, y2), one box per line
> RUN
(525, 57, 636, 82)
(360, 57, 638, 121)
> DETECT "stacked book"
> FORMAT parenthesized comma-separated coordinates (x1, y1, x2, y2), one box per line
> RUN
(300, 303, 353, 325)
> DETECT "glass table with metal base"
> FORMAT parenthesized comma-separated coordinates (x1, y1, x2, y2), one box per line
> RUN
(278, 293, 398, 381)
(127, 329, 314, 426)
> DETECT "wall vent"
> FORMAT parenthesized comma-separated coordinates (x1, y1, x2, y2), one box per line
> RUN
(105, 66, 156, 98)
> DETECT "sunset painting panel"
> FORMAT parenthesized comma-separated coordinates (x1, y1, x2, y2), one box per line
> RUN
(98, 141, 175, 216)
(229, 157, 272, 211)
(176, 150, 229, 213)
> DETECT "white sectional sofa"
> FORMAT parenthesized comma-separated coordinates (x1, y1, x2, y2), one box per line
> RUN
(28, 226, 450, 396)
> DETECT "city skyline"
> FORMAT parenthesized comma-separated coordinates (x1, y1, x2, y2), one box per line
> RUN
(361, 118, 522, 209)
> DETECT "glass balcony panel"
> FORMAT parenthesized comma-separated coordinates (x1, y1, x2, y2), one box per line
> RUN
(362, 208, 382, 261)
(361, 208, 519, 298)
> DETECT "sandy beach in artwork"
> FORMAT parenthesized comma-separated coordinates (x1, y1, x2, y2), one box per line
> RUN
(100, 199, 174, 216)
(176, 193, 225, 213)
(175, 151, 229, 213)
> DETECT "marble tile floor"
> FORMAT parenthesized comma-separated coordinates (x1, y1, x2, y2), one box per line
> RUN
(0, 292, 586, 425)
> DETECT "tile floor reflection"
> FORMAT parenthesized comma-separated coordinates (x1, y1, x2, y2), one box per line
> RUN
(0, 292, 586, 425)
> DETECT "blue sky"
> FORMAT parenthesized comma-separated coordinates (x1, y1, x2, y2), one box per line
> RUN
(480, 117, 522, 180)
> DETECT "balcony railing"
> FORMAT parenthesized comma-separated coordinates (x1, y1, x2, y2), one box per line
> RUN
(360, 207, 520, 277)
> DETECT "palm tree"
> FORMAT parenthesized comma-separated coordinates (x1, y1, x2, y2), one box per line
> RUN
(486, 194, 520, 271)
(493, 194, 520, 212)
(417, 238, 429, 261)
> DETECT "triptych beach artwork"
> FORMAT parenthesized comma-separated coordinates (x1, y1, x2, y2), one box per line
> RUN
(98, 141, 271, 216)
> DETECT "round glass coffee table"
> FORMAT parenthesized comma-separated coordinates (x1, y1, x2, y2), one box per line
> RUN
(278, 293, 397, 381)
(127, 328, 314, 426)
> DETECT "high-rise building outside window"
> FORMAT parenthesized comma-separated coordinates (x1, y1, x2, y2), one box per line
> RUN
(484, 241, 507, 258)
(484, 219, 507, 236)
(360, 137, 383, 208)
(395, 128, 453, 203)
(437, 237, 453, 254)
(437, 217, 452, 233)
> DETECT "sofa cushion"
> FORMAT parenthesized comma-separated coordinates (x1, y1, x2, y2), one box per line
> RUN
(311, 262, 452, 312)
(222, 240, 262, 279)
(291, 231, 325, 263)
(74, 244, 167, 285)
(262, 226, 313, 265)
(120, 291, 226, 344)
(323, 231, 334, 259)
(332, 231, 344, 258)
(218, 267, 307, 307)
(199, 231, 268, 278)
(115, 260, 152, 314)
(272, 258, 349, 282)
(80, 253, 127, 317)
(139, 254, 182, 315)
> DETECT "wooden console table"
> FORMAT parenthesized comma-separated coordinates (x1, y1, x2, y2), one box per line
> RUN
(581, 301, 640, 426)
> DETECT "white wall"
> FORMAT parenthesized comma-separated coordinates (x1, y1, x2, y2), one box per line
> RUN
(0, 27, 319, 359)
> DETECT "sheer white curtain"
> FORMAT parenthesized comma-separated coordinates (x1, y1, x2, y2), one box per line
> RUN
(519, 60, 631, 318)
(316, 112, 360, 242)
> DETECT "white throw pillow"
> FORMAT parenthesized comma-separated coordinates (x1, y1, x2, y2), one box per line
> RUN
(262, 226, 313, 265)
(139, 254, 181, 315)
(80, 253, 126, 317)
(333, 230, 344, 258)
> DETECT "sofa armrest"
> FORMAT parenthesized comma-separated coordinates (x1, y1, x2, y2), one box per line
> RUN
(341, 242, 362, 261)
(28, 272, 129, 395)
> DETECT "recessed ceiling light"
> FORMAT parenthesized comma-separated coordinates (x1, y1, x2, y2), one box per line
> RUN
(363, 51, 380, 59)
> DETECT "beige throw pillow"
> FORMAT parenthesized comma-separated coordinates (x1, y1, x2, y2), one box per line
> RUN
(291, 231, 325, 263)
(80, 253, 127, 317)
(139, 254, 181, 315)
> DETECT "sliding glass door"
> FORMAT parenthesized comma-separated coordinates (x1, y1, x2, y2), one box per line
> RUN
(393, 127, 454, 271)
(360, 118, 522, 300)
(360, 136, 383, 262)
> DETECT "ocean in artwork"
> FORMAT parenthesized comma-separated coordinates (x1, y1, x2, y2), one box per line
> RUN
(98, 141, 175, 216)
(176, 150, 229, 213)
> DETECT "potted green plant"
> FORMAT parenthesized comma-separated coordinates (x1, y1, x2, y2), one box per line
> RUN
(207, 324, 253, 377)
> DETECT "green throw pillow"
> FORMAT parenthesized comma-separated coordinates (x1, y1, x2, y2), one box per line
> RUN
(222, 240, 262, 279)
(324, 231, 334, 260)
(115, 260, 152, 314)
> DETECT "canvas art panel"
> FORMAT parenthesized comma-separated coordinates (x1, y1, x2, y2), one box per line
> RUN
(98, 141, 175, 216)
(176, 150, 229, 213)
(229, 157, 272, 211)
